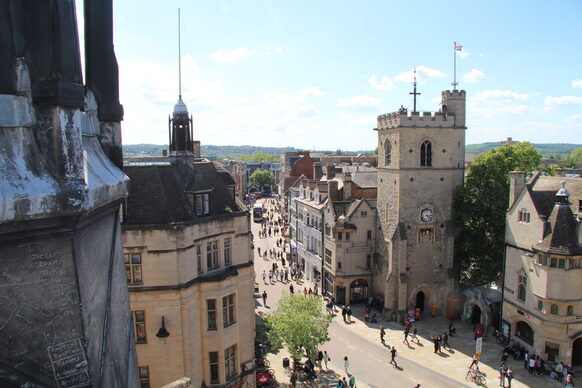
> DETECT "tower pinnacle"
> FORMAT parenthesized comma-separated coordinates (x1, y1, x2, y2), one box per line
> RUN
(409, 67, 421, 113)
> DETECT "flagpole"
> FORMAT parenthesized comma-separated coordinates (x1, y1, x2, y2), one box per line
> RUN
(453, 41, 457, 90)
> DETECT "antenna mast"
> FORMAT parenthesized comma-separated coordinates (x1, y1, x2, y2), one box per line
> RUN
(409, 67, 421, 113)
(178, 8, 182, 99)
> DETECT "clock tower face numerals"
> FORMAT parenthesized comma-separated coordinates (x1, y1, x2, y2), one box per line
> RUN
(421, 209, 433, 222)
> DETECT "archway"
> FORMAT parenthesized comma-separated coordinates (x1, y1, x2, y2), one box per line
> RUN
(415, 291, 425, 311)
(515, 321, 534, 347)
(573, 338, 582, 366)
(350, 279, 368, 303)
(471, 305, 482, 325)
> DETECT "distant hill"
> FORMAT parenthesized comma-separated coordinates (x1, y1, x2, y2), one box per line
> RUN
(465, 143, 582, 157)
(123, 143, 582, 160)
(123, 144, 372, 160)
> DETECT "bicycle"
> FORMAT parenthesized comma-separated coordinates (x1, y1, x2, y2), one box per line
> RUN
(465, 368, 485, 385)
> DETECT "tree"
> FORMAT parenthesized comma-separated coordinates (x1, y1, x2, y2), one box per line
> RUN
(250, 169, 275, 189)
(563, 148, 582, 167)
(239, 153, 280, 162)
(264, 294, 332, 362)
(454, 142, 541, 286)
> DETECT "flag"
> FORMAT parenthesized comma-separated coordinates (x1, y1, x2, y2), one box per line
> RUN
(455, 44, 463, 51)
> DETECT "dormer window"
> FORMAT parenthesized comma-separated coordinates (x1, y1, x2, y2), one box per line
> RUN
(518, 209, 530, 223)
(195, 193, 210, 216)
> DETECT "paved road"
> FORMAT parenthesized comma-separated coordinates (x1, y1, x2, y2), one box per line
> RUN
(252, 202, 470, 387)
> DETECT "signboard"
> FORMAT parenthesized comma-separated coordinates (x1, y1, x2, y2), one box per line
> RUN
(475, 337, 483, 355)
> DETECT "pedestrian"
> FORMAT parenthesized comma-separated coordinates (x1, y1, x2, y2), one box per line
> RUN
(268, 271, 273, 283)
(528, 356, 535, 374)
(499, 364, 506, 387)
(403, 329, 410, 345)
(336, 379, 345, 388)
(349, 375, 356, 388)
(289, 284, 294, 294)
(411, 326, 419, 344)
(341, 306, 347, 323)
(344, 356, 350, 374)
(342, 377, 348, 388)
(506, 366, 513, 388)
(432, 336, 439, 353)
(448, 321, 456, 337)
(317, 350, 324, 369)
(501, 351, 509, 365)
(436, 335, 442, 353)
(469, 354, 479, 370)
(285, 269, 289, 282)
(324, 351, 330, 371)
(303, 287, 307, 297)
(390, 347, 398, 367)
(262, 290, 267, 306)
(290, 371, 297, 388)
(523, 351, 529, 370)
(262, 270, 267, 284)
(380, 325, 386, 345)
(347, 306, 353, 322)
(442, 332, 450, 349)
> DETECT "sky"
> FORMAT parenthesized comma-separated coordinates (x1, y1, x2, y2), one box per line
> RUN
(78, 1, 582, 151)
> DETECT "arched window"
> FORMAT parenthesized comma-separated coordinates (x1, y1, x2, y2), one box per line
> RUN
(550, 304, 559, 315)
(567, 305, 574, 316)
(517, 274, 527, 302)
(384, 140, 392, 166)
(515, 321, 534, 346)
(420, 140, 432, 167)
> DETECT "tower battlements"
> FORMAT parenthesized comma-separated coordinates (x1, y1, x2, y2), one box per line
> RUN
(377, 111, 455, 130)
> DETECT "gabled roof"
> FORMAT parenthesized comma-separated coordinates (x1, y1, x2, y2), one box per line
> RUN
(535, 200, 581, 255)
(351, 171, 377, 189)
(528, 175, 582, 217)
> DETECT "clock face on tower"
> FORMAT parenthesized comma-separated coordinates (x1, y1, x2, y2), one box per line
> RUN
(421, 208, 433, 222)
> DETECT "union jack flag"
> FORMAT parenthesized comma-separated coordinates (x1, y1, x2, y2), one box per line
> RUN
(455, 44, 463, 51)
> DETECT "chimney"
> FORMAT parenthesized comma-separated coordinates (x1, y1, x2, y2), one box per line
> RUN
(328, 180, 339, 201)
(509, 171, 526, 208)
(326, 165, 336, 179)
(343, 173, 352, 200)
(193, 141, 201, 158)
(313, 162, 323, 181)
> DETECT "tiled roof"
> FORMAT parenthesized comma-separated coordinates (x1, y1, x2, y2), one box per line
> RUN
(529, 175, 582, 217)
(535, 201, 581, 255)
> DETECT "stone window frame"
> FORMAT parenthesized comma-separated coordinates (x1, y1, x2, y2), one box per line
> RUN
(517, 273, 527, 302)
(567, 305, 574, 316)
(209, 351, 220, 384)
(196, 244, 203, 274)
(138, 366, 150, 388)
(222, 293, 236, 328)
(124, 252, 143, 284)
(550, 304, 559, 315)
(206, 240, 220, 270)
(132, 310, 147, 344)
(420, 139, 433, 167)
(224, 238, 232, 266)
(537, 299, 544, 312)
(207, 299, 217, 331)
(518, 208, 531, 223)
(225, 344, 238, 381)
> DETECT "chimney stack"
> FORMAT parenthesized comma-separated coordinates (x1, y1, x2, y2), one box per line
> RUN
(193, 140, 201, 158)
(509, 171, 526, 208)
(343, 172, 352, 200)
(326, 165, 336, 180)
(328, 180, 339, 201)
(313, 162, 323, 181)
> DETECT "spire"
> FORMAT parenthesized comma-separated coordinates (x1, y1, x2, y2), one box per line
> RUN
(168, 8, 193, 154)
(409, 67, 421, 113)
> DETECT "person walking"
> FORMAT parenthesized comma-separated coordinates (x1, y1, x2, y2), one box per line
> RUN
(432, 336, 439, 353)
(403, 328, 410, 345)
(261, 291, 268, 307)
(289, 284, 294, 294)
(349, 374, 356, 388)
(347, 306, 353, 322)
(341, 306, 348, 323)
(380, 325, 386, 345)
(499, 364, 507, 387)
(317, 350, 324, 369)
(410, 326, 419, 344)
(344, 356, 350, 375)
(323, 351, 330, 371)
(390, 347, 398, 367)
(262, 270, 267, 284)
(290, 371, 297, 388)
(442, 332, 450, 349)
(268, 270, 273, 283)
(506, 366, 513, 388)
(448, 321, 456, 337)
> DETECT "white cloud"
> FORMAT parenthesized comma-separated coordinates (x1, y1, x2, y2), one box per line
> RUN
(368, 75, 396, 91)
(463, 69, 486, 83)
(337, 95, 381, 111)
(210, 47, 256, 62)
(458, 51, 470, 59)
(544, 95, 582, 109)
(263, 86, 326, 110)
(294, 105, 320, 118)
(468, 89, 533, 118)
(393, 65, 446, 84)
(572, 79, 582, 88)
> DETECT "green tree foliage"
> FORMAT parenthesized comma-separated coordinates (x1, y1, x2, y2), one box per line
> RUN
(250, 169, 275, 188)
(563, 148, 582, 167)
(455, 142, 542, 286)
(239, 153, 280, 162)
(265, 294, 332, 361)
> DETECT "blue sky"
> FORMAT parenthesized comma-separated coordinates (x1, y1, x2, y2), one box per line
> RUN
(80, 0, 582, 150)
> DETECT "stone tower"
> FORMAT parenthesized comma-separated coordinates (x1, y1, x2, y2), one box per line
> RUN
(373, 90, 466, 321)
(0, 1, 138, 386)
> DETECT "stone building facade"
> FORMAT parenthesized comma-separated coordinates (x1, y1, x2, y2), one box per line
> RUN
(0, 2, 138, 386)
(122, 98, 255, 387)
(374, 90, 466, 320)
(502, 172, 582, 365)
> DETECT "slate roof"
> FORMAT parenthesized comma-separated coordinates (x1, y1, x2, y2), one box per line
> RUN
(124, 158, 239, 226)
(528, 175, 582, 217)
(351, 171, 378, 189)
(535, 201, 581, 255)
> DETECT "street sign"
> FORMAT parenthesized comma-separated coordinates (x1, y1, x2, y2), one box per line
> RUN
(475, 337, 483, 354)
